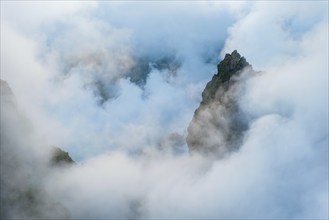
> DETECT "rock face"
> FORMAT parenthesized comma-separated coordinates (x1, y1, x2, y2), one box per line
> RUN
(51, 146, 75, 166)
(187, 50, 253, 157)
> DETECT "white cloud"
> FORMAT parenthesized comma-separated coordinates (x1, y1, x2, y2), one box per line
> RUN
(1, 1, 327, 219)
(222, 1, 328, 69)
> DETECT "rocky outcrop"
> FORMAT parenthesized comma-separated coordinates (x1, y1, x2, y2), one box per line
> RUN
(51, 146, 75, 166)
(0, 79, 72, 219)
(187, 50, 253, 157)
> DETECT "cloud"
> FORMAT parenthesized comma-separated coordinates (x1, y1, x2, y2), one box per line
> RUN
(221, 1, 328, 69)
(0, 1, 328, 219)
(1, 1, 241, 160)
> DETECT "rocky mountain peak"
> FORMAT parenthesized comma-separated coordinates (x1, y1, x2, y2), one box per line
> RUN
(187, 50, 253, 157)
(50, 146, 75, 166)
(1, 79, 17, 109)
(201, 50, 251, 105)
(217, 50, 249, 81)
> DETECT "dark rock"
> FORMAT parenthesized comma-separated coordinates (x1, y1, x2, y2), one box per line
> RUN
(50, 146, 75, 166)
(186, 50, 253, 157)
(201, 50, 250, 105)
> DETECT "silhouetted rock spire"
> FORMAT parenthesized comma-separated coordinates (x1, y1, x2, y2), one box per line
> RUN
(187, 50, 253, 157)
(201, 50, 250, 105)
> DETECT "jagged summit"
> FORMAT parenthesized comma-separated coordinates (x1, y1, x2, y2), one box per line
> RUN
(51, 146, 75, 166)
(217, 50, 249, 81)
(201, 50, 251, 105)
(187, 50, 253, 157)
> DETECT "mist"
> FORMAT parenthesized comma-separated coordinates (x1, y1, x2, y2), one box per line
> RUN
(1, 1, 328, 219)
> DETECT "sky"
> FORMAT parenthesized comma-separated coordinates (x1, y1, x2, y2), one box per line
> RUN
(1, 1, 328, 219)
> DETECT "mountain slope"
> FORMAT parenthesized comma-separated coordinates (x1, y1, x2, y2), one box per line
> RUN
(0, 79, 72, 219)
